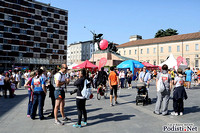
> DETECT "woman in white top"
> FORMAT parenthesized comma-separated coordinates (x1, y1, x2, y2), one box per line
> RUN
(119, 70, 125, 88)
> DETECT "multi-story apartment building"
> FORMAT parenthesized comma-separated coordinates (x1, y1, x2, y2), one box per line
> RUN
(0, 0, 68, 70)
(117, 32, 200, 68)
(68, 40, 97, 65)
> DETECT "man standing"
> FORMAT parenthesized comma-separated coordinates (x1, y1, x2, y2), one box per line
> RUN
(185, 67, 194, 89)
(54, 64, 70, 125)
(154, 64, 172, 116)
(139, 66, 151, 90)
(108, 67, 120, 106)
(124, 68, 130, 88)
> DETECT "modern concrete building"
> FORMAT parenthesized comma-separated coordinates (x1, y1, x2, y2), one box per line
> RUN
(117, 32, 200, 68)
(0, 0, 68, 70)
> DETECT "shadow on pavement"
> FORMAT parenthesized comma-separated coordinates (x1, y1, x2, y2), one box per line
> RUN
(0, 93, 27, 118)
(184, 106, 200, 115)
(87, 113, 135, 126)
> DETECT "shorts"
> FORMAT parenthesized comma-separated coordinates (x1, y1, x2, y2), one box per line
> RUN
(171, 78, 174, 80)
(110, 85, 117, 96)
(153, 75, 157, 78)
(54, 90, 65, 100)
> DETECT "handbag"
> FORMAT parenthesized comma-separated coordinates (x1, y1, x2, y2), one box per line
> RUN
(157, 74, 166, 92)
(81, 79, 93, 100)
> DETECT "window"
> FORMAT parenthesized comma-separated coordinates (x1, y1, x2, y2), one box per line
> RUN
(186, 58, 190, 65)
(0, 44, 3, 50)
(129, 50, 131, 55)
(153, 48, 156, 53)
(135, 49, 137, 54)
(186, 45, 189, 51)
(124, 50, 126, 55)
(168, 46, 171, 52)
(195, 60, 199, 67)
(177, 45, 180, 52)
(147, 48, 149, 54)
(160, 47, 163, 53)
(195, 44, 199, 51)
(35, 31, 40, 36)
(153, 60, 156, 65)
(146, 60, 150, 63)
(11, 46, 19, 51)
(0, 33, 3, 37)
(140, 49, 143, 54)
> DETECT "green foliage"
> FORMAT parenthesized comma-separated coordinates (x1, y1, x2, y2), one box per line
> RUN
(155, 28, 178, 38)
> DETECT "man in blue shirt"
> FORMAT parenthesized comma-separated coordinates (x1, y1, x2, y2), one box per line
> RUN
(139, 67, 151, 90)
(185, 67, 194, 89)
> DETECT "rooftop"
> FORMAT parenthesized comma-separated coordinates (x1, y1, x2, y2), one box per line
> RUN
(117, 32, 200, 48)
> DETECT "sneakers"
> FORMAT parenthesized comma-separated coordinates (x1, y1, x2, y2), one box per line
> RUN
(115, 101, 118, 105)
(73, 123, 81, 128)
(171, 112, 178, 116)
(62, 117, 71, 122)
(55, 120, 64, 125)
(27, 115, 30, 118)
(81, 121, 87, 126)
(110, 103, 113, 107)
(180, 112, 183, 116)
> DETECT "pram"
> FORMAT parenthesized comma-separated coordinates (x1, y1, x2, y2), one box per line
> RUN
(136, 83, 151, 106)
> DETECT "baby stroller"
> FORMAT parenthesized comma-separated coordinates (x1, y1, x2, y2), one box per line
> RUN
(136, 83, 151, 106)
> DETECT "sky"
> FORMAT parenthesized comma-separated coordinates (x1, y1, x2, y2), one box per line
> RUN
(40, 0, 200, 45)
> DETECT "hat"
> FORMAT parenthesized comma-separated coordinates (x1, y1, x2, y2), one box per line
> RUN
(28, 70, 31, 72)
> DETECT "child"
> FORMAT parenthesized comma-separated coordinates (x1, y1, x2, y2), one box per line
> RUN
(171, 68, 188, 116)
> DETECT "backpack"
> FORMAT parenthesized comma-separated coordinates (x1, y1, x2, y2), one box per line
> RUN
(81, 79, 92, 100)
(157, 74, 167, 92)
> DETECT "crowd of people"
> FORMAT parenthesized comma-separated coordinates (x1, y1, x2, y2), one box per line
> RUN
(0, 64, 200, 128)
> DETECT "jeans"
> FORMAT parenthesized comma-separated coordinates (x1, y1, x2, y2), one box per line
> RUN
(120, 78, 125, 88)
(31, 91, 45, 119)
(27, 90, 33, 115)
(76, 98, 87, 125)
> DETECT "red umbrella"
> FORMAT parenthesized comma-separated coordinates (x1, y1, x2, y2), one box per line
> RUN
(72, 60, 98, 69)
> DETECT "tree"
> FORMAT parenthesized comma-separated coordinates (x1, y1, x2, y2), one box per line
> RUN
(155, 28, 178, 38)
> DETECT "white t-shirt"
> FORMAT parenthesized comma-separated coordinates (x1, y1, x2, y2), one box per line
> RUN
(13, 74, 20, 82)
(47, 72, 51, 78)
(41, 73, 47, 81)
(119, 72, 125, 79)
(0, 75, 5, 85)
(54, 72, 66, 88)
(175, 76, 185, 88)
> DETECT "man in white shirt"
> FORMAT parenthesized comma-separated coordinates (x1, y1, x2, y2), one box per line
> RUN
(54, 64, 70, 125)
(13, 70, 20, 89)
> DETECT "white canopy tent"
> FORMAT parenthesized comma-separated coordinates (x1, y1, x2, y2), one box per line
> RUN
(68, 63, 78, 69)
(159, 53, 178, 69)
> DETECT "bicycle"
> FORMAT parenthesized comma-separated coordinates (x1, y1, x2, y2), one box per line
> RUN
(97, 84, 107, 100)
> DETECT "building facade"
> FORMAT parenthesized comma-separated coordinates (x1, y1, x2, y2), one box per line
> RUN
(0, 0, 68, 70)
(117, 32, 200, 68)
(68, 40, 98, 65)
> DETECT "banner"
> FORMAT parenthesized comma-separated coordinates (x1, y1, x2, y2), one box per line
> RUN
(98, 57, 107, 70)
(177, 56, 183, 67)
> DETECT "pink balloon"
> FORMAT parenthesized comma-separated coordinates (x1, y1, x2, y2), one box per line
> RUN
(99, 39, 108, 50)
